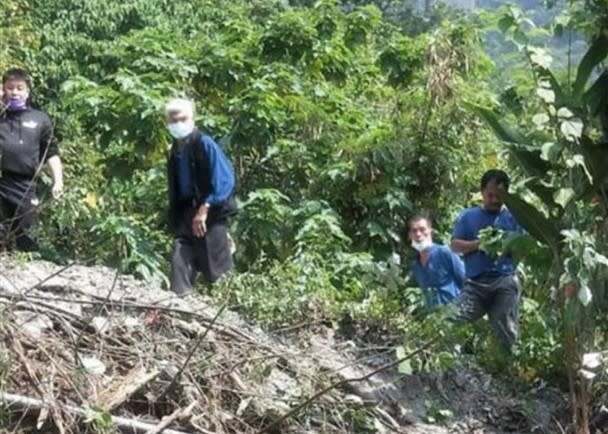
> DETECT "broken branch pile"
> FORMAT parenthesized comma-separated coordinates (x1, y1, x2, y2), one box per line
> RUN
(0, 257, 371, 434)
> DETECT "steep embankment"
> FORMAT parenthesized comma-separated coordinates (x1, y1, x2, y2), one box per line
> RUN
(0, 256, 565, 433)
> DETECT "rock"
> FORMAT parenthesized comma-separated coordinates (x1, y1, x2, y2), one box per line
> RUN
(91, 316, 111, 333)
(268, 368, 299, 397)
(11, 311, 53, 340)
(79, 355, 106, 375)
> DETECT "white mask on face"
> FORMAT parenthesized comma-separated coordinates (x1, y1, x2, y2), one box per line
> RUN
(411, 239, 433, 252)
(167, 122, 194, 139)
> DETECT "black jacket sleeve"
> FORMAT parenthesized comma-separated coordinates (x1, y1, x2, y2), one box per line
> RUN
(39, 113, 59, 162)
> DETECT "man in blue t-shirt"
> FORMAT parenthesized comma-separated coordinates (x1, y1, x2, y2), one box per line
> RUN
(409, 215, 465, 309)
(451, 169, 522, 352)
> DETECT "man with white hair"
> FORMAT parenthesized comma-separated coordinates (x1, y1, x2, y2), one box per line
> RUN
(165, 97, 236, 295)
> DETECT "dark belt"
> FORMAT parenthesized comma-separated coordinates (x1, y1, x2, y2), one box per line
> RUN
(178, 197, 198, 208)
(471, 272, 503, 283)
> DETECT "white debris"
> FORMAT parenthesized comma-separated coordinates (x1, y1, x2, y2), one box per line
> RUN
(91, 316, 111, 333)
(80, 355, 106, 375)
(579, 369, 596, 381)
(582, 352, 603, 370)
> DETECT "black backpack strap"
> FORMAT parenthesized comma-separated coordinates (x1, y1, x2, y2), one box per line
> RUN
(189, 129, 204, 206)
(190, 130, 238, 220)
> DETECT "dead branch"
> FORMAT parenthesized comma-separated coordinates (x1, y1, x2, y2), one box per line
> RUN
(97, 365, 160, 410)
(73, 270, 120, 370)
(254, 337, 439, 434)
(6, 290, 267, 350)
(157, 304, 227, 402)
(145, 402, 196, 434)
(0, 392, 194, 434)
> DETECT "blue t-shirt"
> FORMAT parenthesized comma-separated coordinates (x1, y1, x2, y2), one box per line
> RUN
(411, 244, 465, 309)
(452, 206, 521, 279)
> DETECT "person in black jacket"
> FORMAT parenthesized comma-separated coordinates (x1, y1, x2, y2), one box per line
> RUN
(165, 98, 236, 295)
(0, 68, 63, 250)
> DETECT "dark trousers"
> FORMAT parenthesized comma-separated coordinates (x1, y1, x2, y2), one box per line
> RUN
(0, 195, 38, 251)
(451, 274, 520, 351)
(169, 205, 233, 295)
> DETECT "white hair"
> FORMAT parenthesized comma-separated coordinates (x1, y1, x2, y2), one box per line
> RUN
(165, 98, 195, 118)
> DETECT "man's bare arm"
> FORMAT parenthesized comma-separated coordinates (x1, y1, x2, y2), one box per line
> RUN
(46, 155, 64, 199)
(451, 238, 480, 255)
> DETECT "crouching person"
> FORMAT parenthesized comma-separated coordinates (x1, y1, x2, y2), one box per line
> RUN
(408, 215, 465, 310)
(165, 98, 237, 295)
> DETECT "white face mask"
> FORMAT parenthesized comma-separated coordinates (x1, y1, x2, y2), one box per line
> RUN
(167, 121, 194, 139)
(411, 239, 433, 252)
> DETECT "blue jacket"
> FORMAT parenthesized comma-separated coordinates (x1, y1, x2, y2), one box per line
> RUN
(411, 243, 465, 309)
(167, 129, 236, 230)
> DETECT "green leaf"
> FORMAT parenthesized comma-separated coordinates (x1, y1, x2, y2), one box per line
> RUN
(580, 136, 608, 188)
(498, 15, 515, 33)
(540, 142, 563, 162)
(536, 84, 555, 104)
(395, 345, 406, 359)
(536, 70, 565, 107)
(510, 147, 552, 180)
(572, 34, 608, 99)
(395, 346, 413, 374)
(532, 113, 550, 127)
(553, 188, 575, 208)
(398, 358, 413, 375)
(524, 180, 557, 209)
(565, 154, 593, 182)
(594, 253, 608, 267)
(583, 71, 608, 115)
(438, 409, 454, 419)
(505, 193, 561, 250)
(469, 104, 528, 144)
(513, 29, 528, 45)
(367, 221, 386, 239)
(560, 118, 583, 141)
(528, 47, 552, 69)
(553, 12, 570, 38)
(577, 284, 592, 306)
(557, 107, 574, 119)
(468, 103, 550, 178)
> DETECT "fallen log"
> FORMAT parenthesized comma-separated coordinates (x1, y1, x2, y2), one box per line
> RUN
(0, 392, 195, 434)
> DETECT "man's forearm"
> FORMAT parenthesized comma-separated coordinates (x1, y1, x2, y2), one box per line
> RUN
(47, 156, 63, 185)
(451, 238, 480, 255)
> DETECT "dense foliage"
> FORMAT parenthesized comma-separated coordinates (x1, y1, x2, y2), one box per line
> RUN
(7, 0, 494, 279)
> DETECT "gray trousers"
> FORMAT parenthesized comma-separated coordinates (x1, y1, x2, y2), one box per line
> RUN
(451, 274, 520, 351)
(169, 206, 233, 295)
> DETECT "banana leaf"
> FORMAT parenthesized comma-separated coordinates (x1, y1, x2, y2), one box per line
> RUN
(572, 34, 608, 100)
(505, 192, 562, 251)
(470, 103, 550, 178)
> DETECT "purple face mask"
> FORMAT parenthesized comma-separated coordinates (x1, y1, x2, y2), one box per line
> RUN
(3, 95, 28, 111)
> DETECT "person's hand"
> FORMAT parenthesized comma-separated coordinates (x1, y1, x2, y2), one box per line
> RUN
(52, 180, 64, 200)
(192, 205, 209, 238)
